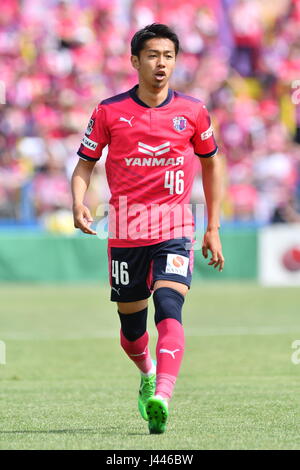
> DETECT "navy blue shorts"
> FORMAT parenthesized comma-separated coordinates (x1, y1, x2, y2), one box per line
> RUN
(108, 238, 194, 302)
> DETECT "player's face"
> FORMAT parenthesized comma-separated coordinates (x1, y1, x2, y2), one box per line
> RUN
(132, 38, 176, 89)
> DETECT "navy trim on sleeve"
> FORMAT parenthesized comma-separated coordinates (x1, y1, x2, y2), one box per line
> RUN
(77, 150, 100, 162)
(195, 147, 218, 158)
(101, 90, 130, 106)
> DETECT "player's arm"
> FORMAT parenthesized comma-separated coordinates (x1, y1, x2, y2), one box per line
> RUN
(199, 155, 224, 272)
(71, 159, 97, 235)
(72, 104, 109, 235)
(192, 104, 224, 272)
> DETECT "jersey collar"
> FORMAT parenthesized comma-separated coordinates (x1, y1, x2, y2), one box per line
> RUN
(129, 84, 173, 108)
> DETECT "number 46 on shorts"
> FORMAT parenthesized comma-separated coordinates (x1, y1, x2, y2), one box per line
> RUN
(112, 260, 130, 285)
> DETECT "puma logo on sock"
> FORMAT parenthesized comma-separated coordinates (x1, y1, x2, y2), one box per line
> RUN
(159, 348, 180, 359)
(129, 351, 147, 357)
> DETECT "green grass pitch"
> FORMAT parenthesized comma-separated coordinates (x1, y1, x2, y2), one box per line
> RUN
(1, 282, 300, 450)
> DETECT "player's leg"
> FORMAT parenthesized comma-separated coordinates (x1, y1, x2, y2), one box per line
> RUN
(117, 299, 154, 376)
(118, 300, 156, 421)
(146, 280, 187, 433)
(153, 279, 187, 402)
(108, 245, 156, 420)
(146, 238, 192, 433)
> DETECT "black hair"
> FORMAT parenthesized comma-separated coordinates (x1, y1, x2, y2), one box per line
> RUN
(131, 23, 179, 57)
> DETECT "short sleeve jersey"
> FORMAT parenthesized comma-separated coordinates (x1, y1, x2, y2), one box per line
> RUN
(77, 85, 218, 247)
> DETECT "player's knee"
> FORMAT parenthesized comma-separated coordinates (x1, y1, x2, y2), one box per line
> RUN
(153, 287, 185, 325)
(118, 307, 148, 341)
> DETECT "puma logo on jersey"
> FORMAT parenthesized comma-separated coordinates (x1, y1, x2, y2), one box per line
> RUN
(111, 287, 121, 296)
(159, 348, 180, 359)
(119, 116, 134, 127)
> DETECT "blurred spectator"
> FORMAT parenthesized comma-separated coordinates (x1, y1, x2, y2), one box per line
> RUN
(229, 0, 263, 76)
(271, 195, 300, 223)
(0, 0, 300, 231)
(31, 158, 71, 216)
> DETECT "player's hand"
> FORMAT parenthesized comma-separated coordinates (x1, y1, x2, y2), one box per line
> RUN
(72, 203, 97, 235)
(202, 228, 225, 272)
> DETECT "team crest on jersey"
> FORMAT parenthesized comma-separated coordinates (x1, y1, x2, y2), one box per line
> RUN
(85, 118, 94, 136)
(173, 116, 187, 132)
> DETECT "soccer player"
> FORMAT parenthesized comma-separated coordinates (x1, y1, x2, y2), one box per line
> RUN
(71, 24, 224, 434)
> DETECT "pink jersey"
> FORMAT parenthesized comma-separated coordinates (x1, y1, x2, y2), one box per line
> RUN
(77, 85, 218, 247)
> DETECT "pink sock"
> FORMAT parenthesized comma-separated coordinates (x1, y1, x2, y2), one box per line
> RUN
(120, 330, 153, 375)
(156, 318, 185, 400)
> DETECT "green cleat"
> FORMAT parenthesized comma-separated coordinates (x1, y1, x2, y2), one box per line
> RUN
(146, 396, 169, 434)
(138, 361, 156, 421)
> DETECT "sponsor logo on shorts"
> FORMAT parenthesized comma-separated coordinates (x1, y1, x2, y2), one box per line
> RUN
(165, 254, 189, 277)
(82, 135, 98, 151)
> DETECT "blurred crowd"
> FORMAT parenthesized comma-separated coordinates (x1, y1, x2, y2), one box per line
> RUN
(1, 0, 300, 232)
